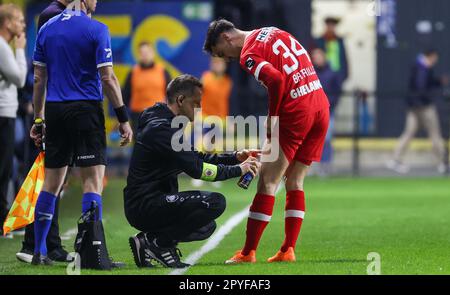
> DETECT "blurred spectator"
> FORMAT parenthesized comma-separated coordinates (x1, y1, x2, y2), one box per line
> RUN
(201, 57, 233, 119)
(316, 17, 348, 91)
(387, 50, 449, 174)
(311, 48, 340, 175)
(37, 0, 72, 30)
(122, 42, 171, 133)
(191, 58, 233, 188)
(0, 3, 27, 236)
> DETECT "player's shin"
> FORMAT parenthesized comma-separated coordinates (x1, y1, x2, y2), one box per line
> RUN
(242, 194, 275, 255)
(281, 190, 305, 252)
(34, 191, 57, 255)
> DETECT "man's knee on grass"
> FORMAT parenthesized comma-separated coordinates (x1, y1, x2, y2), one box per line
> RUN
(205, 192, 226, 220)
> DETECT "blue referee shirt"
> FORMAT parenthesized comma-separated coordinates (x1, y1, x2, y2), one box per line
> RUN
(33, 9, 113, 102)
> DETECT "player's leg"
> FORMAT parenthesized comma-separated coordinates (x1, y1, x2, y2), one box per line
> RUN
(421, 105, 446, 169)
(391, 110, 419, 170)
(33, 166, 68, 264)
(268, 108, 329, 262)
(267, 161, 308, 262)
(33, 102, 71, 264)
(75, 100, 108, 220)
(226, 140, 291, 264)
(80, 165, 105, 220)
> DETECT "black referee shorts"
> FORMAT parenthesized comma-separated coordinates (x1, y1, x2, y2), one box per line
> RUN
(44, 101, 107, 169)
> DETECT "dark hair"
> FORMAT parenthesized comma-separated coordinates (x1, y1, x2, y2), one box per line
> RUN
(203, 19, 235, 54)
(324, 17, 340, 25)
(139, 41, 152, 48)
(424, 48, 438, 57)
(167, 74, 203, 104)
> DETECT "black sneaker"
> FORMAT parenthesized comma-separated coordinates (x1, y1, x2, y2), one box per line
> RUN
(31, 254, 53, 266)
(129, 232, 154, 268)
(16, 247, 34, 264)
(146, 238, 190, 269)
(48, 247, 75, 262)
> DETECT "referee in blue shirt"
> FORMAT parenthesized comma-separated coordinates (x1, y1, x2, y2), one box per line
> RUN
(30, 0, 133, 265)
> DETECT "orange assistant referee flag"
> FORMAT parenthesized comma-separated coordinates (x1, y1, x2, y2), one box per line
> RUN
(2, 152, 45, 235)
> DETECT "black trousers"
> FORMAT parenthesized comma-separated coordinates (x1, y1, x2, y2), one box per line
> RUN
(129, 191, 226, 245)
(0, 117, 15, 226)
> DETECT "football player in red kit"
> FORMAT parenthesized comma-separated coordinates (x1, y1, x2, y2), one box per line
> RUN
(203, 20, 330, 263)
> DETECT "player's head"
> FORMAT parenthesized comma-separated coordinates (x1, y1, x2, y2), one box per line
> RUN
(210, 57, 227, 75)
(167, 74, 203, 122)
(203, 19, 242, 61)
(138, 42, 155, 65)
(0, 4, 25, 38)
(324, 17, 340, 33)
(424, 49, 439, 67)
(81, 0, 98, 14)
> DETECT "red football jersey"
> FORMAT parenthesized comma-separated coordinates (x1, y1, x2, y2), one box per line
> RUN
(240, 27, 330, 123)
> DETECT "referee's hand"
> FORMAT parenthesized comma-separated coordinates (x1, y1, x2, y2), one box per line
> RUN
(119, 122, 133, 146)
(30, 123, 44, 150)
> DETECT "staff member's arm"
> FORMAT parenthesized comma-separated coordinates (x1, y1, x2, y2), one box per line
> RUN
(196, 149, 261, 165)
(176, 149, 260, 182)
(94, 23, 133, 146)
(160, 127, 260, 182)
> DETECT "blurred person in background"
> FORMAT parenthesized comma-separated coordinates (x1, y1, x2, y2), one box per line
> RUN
(191, 57, 233, 188)
(311, 48, 341, 176)
(201, 57, 233, 119)
(387, 49, 449, 174)
(123, 41, 171, 133)
(0, 3, 27, 237)
(15, 0, 75, 263)
(316, 17, 348, 97)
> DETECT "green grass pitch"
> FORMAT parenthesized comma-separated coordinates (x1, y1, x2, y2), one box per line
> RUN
(1, 176, 449, 275)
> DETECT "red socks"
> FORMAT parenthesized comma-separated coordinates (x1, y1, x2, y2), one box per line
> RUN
(281, 190, 305, 252)
(242, 194, 275, 255)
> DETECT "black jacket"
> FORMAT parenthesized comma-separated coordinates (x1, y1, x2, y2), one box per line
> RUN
(407, 56, 442, 108)
(124, 103, 241, 211)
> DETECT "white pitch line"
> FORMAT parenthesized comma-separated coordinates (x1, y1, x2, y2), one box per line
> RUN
(60, 227, 78, 241)
(169, 205, 250, 275)
(169, 182, 285, 275)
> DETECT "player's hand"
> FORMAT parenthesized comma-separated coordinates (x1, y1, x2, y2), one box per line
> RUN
(238, 156, 261, 177)
(118, 122, 133, 146)
(15, 33, 26, 49)
(30, 123, 45, 149)
(236, 149, 261, 162)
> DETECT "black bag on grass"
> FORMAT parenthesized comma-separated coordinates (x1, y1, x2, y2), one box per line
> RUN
(74, 202, 112, 270)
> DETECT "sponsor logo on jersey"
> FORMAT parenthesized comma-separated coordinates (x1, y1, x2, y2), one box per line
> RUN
(166, 195, 179, 203)
(290, 79, 323, 99)
(105, 48, 112, 59)
(246, 57, 256, 70)
(256, 27, 275, 42)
